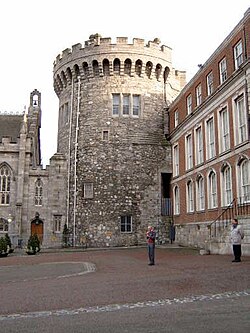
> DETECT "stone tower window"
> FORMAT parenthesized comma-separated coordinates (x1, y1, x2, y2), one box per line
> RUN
(83, 183, 94, 199)
(74, 64, 80, 78)
(103, 59, 110, 75)
(113, 58, 120, 74)
(163, 67, 170, 83)
(83, 62, 89, 78)
(122, 95, 130, 115)
(35, 178, 43, 206)
(155, 64, 162, 80)
(92, 60, 99, 76)
(102, 130, 109, 141)
(112, 94, 120, 115)
(135, 60, 142, 76)
(132, 95, 140, 116)
(0, 165, 11, 205)
(145, 61, 153, 78)
(124, 59, 132, 75)
(120, 215, 132, 233)
(66, 67, 73, 83)
(61, 71, 67, 87)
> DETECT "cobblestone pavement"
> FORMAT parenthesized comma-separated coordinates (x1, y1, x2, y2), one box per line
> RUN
(0, 245, 249, 331)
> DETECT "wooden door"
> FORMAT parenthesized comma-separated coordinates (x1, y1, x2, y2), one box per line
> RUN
(31, 221, 43, 244)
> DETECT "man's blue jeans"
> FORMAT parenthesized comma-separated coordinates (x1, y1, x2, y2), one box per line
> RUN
(148, 243, 155, 264)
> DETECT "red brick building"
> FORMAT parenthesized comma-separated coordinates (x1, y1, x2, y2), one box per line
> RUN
(167, 8, 250, 254)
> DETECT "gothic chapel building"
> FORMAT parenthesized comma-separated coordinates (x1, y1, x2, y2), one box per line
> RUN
(0, 8, 249, 253)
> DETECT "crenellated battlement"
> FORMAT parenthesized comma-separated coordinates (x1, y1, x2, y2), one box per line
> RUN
(54, 34, 171, 67)
(52, 34, 185, 97)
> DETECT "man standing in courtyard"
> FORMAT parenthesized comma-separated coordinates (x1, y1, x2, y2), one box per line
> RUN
(147, 226, 156, 265)
(231, 218, 244, 262)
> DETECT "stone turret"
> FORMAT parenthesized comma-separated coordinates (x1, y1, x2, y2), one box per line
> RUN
(53, 35, 185, 247)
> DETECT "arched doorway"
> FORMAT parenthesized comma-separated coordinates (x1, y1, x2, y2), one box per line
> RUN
(31, 212, 43, 244)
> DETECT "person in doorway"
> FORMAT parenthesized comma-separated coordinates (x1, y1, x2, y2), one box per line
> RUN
(231, 218, 244, 262)
(147, 226, 156, 265)
(170, 222, 176, 244)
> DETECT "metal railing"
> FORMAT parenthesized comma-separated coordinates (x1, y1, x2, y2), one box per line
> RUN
(161, 198, 172, 216)
(209, 196, 250, 239)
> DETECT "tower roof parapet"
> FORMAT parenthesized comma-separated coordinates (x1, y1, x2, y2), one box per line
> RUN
(53, 34, 172, 69)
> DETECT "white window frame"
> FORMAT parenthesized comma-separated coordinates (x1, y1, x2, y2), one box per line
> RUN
(196, 84, 202, 106)
(195, 125, 204, 165)
(173, 144, 179, 177)
(174, 110, 179, 127)
(186, 180, 194, 213)
(233, 93, 247, 145)
(112, 94, 140, 117)
(185, 133, 193, 170)
(218, 106, 230, 153)
(208, 171, 217, 209)
(120, 215, 132, 233)
(132, 95, 140, 117)
(238, 159, 250, 203)
(234, 40, 243, 70)
(206, 117, 216, 160)
(221, 165, 232, 207)
(173, 185, 180, 215)
(112, 94, 120, 116)
(122, 94, 130, 116)
(207, 71, 213, 96)
(219, 57, 227, 84)
(187, 94, 192, 114)
(196, 175, 205, 211)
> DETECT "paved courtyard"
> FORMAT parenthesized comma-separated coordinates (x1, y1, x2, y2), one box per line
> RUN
(0, 246, 249, 332)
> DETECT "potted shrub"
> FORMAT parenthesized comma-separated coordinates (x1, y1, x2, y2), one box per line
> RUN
(0, 236, 8, 257)
(5, 233, 14, 253)
(26, 234, 40, 255)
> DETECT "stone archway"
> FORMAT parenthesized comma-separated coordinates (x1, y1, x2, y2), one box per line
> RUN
(31, 212, 43, 244)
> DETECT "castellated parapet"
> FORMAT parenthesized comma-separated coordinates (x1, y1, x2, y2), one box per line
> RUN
(53, 34, 185, 247)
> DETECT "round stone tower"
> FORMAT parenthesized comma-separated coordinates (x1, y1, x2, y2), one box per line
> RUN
(53, 34, 185, 247)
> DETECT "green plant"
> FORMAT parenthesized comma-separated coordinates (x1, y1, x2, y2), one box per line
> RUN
(5, 233, 11, 247)
(26, 234, 40, 254)
(0, 237, 8, 256)
(5, 233, 14, 253)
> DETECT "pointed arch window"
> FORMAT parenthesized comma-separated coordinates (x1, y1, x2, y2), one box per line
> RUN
(221, 164, 232, 206)
(35, 178, 43, 206)
(173, 185, 180, 215)
(208, 170, 217, 209)
(238, 158, 250, 203)
(196, 174, 205, 211)
(186, 180, 194, 213)
(0, 165, 11, 205)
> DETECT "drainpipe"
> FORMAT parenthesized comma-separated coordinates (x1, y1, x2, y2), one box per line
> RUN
(66, 77, 74, 228)
(73, 76, 81, 246)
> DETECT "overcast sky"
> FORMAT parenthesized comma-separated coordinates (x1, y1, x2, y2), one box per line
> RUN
(0, 0, 249, 166)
